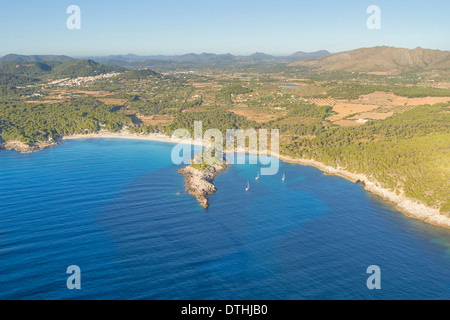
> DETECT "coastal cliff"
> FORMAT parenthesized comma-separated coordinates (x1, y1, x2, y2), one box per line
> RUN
(178, 162, 229, 208)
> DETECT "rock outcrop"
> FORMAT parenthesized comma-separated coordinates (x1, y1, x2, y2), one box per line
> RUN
(1, 140, 57, 153)
(178, 162, 229, 208)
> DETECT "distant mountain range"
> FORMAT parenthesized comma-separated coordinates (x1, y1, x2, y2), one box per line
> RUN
(0, 51, 330, 64)
(2, 47, 449, 74)
(85, 50, 331, 65)
(289, 46, 450, 73)
(289, 50, 330, 59)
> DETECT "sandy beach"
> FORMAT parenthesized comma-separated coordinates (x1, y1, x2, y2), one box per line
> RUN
(62, 131, 210, 147)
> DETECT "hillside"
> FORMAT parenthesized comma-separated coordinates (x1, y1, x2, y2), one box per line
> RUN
(0, 61, 55, 77)
(290, 46, 450, 74)
(289, 50, 330, 60)
(51, 59, 125, 77)
(0, 54, 74, 62)
(114, 68, 161, 80)
(0, 59, 125, 78)
(281, 103, 450, 214)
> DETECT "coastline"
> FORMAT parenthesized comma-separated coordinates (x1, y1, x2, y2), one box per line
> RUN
(61, 131, 210, 147)
(3, 131, 449, 229)
(274, 155, 450, 230)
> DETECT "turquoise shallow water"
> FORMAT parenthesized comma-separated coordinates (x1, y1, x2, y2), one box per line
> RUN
(0, 138, 449, 299)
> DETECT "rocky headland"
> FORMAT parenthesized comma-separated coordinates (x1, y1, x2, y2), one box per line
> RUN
(0, 140, 57, 153)
(178, 161, 229, 209)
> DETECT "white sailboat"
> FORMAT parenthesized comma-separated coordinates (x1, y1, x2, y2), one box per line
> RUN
(245, 181, 250, 192)
(255, 172, 260, 180)
(282, 173, 285, 181)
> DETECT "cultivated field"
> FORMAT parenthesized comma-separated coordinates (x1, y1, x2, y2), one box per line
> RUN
(230, 108, 287, 123)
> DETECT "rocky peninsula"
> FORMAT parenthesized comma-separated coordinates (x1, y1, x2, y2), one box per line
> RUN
(178, 161, 229, 209)
(0, 140, 57, 153)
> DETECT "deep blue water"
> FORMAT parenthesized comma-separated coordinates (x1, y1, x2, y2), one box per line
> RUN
(0, 139, 449, 300)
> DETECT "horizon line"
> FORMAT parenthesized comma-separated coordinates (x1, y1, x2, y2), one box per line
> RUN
(2, 45, 450, 59)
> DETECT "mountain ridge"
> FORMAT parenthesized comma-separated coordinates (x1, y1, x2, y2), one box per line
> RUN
(4, 47, 449, 74)
(289, 46, 450, 73)
(0, 51, 331, 64)
(0, 54, 74, 62)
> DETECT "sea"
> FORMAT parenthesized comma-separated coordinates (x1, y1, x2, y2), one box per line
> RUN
(0, 138, 449, 299)
(279, 84, 304, 87)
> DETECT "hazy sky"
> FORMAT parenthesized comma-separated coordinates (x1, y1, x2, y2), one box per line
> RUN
(1, 0, 449, 56)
